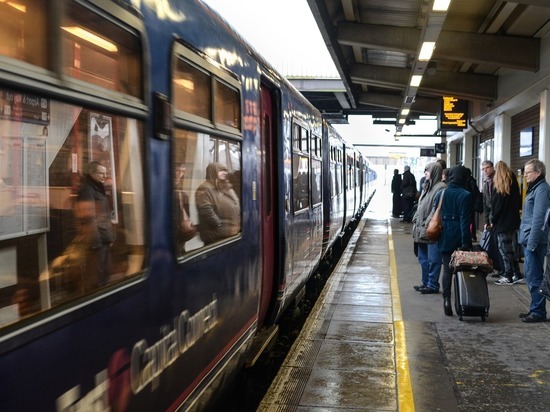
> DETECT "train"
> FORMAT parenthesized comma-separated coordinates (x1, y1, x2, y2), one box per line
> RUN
(0, 0, 376, 410)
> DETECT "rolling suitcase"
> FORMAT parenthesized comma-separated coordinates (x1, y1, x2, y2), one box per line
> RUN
(454, 270, 490, 321)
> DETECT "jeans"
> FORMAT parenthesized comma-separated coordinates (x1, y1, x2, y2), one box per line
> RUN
(496, 231, 521, 279)
(523, 244, 547, 319)
(441, 252, 453, 298)
(417, 242, 442, 290)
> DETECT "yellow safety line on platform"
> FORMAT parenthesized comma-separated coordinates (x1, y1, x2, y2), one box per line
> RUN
(388, 220, 415, 411)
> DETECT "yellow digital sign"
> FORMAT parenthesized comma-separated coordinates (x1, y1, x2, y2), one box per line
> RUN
(440, 96, 468, 130)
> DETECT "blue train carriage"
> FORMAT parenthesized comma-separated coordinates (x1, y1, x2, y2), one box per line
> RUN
(0, 0, 257, 410)
(0, 0, 366, 411)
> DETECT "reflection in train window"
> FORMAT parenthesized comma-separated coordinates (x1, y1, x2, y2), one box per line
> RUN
(172, 44, 243, 258)
(0, 88, 146, 329)
(173, 130, 242, 256)
(62, 1, 143, 97)
(0, 0, 50, 69)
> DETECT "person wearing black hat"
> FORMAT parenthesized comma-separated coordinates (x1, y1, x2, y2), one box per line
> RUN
(434, 165, 473, 316)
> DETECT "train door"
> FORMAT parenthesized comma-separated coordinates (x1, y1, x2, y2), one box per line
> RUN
(258, 85, 277, 327)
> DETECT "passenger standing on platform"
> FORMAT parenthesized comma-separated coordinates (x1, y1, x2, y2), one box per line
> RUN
(412, 162, 446, 294)
(435, 165, 473, 316)
(465, 168, 482, 242)
(441, 168, 449, 183)
(518, 159, 550, 323)
(490, 161, 524, 286)
(401, 165, 417, 222)
(482, 160, 495, 228)
(391, 169, 403, 218)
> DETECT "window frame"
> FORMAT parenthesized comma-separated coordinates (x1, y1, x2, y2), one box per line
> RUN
(171, 42, 244, 262)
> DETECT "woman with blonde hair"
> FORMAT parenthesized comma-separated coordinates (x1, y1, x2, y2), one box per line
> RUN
(490, 161, 523, 285)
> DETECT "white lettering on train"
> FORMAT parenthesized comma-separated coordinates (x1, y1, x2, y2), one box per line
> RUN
(55, 296, 218, 409)
(131, 295, 218, 393)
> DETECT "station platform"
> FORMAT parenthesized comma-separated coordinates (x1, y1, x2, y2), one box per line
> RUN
(258, 188, 550, 411)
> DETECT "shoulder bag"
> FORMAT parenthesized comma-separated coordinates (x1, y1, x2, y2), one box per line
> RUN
(425, 190, 444, 241)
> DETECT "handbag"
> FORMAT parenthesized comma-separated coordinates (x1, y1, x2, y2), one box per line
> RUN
(425, 190, 444, 241)
(449, 250, 493, 273)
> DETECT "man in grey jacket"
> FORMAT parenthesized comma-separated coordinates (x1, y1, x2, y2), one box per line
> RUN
(518, 159, 550, 323)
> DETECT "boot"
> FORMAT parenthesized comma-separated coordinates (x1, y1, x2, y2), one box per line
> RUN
(444, 297, 453, 316)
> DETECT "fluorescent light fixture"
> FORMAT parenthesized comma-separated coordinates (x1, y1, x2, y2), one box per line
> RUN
(398, 118, 406, 124)
(419, 42, 436, 61)
(433, 0, 451, 12)
(410, 75, 423, 87)
(401, 108, 410, 116)
(174, 78, 195, 91)
(61, 26, 118, 52)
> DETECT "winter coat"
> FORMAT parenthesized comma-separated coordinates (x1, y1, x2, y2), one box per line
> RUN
(518, 176, 550, 251)
(196, 162, 241, 245)
(436, 165, 473, 253)
(413, 162, 446, 244)
(77, 174, 115, 248)
(490, 174, 521, 233)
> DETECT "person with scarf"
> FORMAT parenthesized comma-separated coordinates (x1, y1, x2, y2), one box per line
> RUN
(518, 159, 550, 323)
(490, 161, 524, 286)
(76, 160, 115, 288)
(196, 162, 241, 245)
(435, 165, 473, 316)
(412, 162, 446, 294)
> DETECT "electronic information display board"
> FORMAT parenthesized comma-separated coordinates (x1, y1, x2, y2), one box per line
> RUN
(440, 96, 468, 130)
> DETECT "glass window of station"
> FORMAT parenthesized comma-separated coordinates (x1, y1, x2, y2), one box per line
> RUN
(0, 1, 146, 330)
(172, 43, 242, 259)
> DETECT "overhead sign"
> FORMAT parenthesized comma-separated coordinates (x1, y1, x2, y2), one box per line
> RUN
(440, 96, 468, 130)
(420, 148, 435, 157)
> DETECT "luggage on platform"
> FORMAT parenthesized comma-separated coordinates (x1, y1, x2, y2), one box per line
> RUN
(454, 270, 490, 321)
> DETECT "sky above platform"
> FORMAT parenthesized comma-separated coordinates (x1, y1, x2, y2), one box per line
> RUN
(202, 0, 441, 158)
(202, 0, 338, 78)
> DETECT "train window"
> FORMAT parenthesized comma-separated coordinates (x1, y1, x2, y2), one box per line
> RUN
(173, 130, 242, 256)
(171, 44, 243, 257)
(0, 87, 146, 329)
(62, 1, 143, 98)
(292, 154, 310, 211)
(292, 122, 310, 211)
(311, 159, 322, 205)
(174, 60, 211, 119)
(214, 79, 240, 129)
(0, 0, 50, 69)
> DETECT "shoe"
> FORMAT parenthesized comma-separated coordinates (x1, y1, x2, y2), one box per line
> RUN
(512, 275, 525, 284)
(494, 276, 513, 285)
(519, 312, 531, 319)
(413, 285, 426, 291)
(444, 297, 453, 316)
(420, 287, 439, 294)
(522, 315, 546, 323)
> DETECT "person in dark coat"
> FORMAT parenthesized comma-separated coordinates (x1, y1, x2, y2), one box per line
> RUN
(391, 169, 402, 218)
(435, 165, 473, 316)
(196, 162, 241, 245)
(401, 165, 417, 222)
(490, 161, 523, 285)
(77, 160, 115, 288)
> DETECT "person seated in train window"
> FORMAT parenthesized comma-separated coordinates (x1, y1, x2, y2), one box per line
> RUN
(174, 162, 197, 254)
(195, 162, 241, 245)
